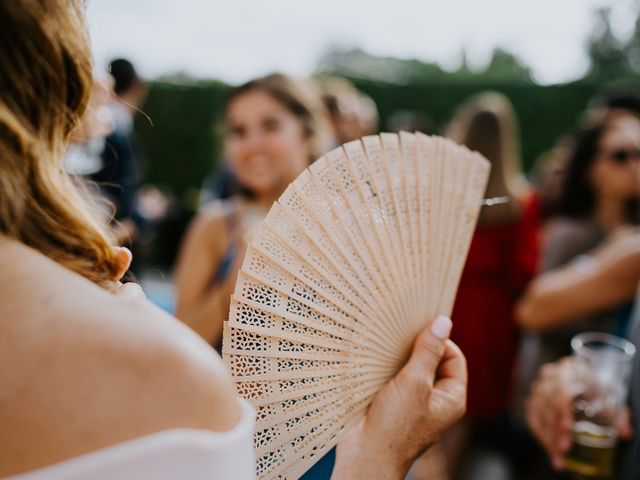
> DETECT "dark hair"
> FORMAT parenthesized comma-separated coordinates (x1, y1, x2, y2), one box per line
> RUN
(590, 90, 640, 117)
(556, 123, 640, 222)
(109, 58, 139, 95)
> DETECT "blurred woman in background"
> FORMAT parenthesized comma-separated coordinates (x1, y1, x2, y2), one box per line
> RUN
(513, 113, 640, 477)
(174, 73, 333, 349)
(444, 92, 540, 479)
(519, 116, 640, 366)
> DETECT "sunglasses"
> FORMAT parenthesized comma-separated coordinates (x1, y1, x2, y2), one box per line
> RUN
(603, 147, 640, 165)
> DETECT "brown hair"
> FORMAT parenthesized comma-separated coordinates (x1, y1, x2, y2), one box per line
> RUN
(224, 73, 333, 163)
(446, 92, 527, 225)
(0, 0, 120, 286)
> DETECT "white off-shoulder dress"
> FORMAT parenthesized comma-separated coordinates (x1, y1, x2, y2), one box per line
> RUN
(7, 400, 256, 480)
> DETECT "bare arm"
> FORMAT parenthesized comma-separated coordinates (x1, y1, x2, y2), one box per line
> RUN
(517, 232, 640, 330)
(174, 209, 240, 345)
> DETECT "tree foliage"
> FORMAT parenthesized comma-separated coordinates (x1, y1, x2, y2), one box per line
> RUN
(316, 46, 534, 85)
(586, 7, 631, 79)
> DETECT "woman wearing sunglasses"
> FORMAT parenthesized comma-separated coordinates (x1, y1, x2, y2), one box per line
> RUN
(544, 116, 640, 271)
(518, 116, 640, 399)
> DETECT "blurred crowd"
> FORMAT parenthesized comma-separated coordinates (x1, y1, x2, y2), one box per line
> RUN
(63, 54, 640, 480)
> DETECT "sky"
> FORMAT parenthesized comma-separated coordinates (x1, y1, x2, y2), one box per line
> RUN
(87, 0, 639, 86)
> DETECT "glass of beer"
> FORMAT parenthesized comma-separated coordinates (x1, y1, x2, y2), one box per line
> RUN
(565, 332, 636, 479)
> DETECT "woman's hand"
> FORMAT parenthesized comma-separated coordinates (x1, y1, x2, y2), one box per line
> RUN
(525, 357, 578, 470)
(525, 357, 633, 470)
(333, 316, 467, 479)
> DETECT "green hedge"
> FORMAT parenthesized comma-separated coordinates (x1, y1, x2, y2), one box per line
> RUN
(352, 79, 603, 171)
(135, 81, 228, 201)
(135, 79, 608, 201)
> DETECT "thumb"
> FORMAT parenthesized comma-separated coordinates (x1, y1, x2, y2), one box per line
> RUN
(403, 316, 452, 381)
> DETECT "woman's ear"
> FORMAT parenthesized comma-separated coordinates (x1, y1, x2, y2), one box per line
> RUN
(112, 247, 132, 282)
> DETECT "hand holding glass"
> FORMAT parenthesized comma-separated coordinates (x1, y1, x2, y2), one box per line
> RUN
(565, 332, 636, 479)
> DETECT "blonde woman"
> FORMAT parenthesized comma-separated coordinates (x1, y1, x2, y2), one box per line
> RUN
(441, 92, 540, 478)
(446, 92, 539, 421)
(1, 2, 466, 479)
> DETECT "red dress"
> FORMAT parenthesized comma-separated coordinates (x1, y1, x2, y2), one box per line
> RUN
(450, 194, 540, 419)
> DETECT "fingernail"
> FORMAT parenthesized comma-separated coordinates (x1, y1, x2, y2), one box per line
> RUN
(431, 315, 452, 339)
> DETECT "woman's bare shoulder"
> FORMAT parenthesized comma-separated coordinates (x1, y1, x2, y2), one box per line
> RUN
(0, 238, 241, 476)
